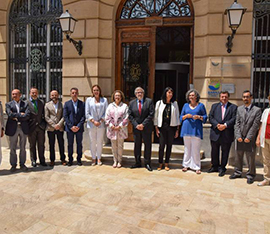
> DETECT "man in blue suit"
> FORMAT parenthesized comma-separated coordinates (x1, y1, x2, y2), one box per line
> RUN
(208, 91, 237, 176)
(5, 89, 30, 172)
(64, 87, 85, 166)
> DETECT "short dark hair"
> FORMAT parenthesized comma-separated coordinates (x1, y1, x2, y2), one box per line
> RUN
(29, 87, 38, 93)
(112, 90, 125, 103)
(70, 87, 79, 92)
(186, 89, 200, 103)
(219, 91, 230, 97)
(242, 90, 252, 97)
(91, 84, 103, 97)
(161, 87, 176, 103)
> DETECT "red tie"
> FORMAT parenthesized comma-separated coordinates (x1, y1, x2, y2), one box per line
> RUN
(139, 100, 142, 115)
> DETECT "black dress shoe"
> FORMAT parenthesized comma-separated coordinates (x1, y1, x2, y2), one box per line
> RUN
(207, 167, 219, 173)
(218, 170, 226, 177)
(67, 162, 73, 167)
(247, 178, 254, 184)
(32, 161, 37, 167)
(130, 164, 141, 169)
(20, 164, 28, 171)
(145, 164, 153, 171)
(77, 161, 82, 166)
(229, 173, 241, 179)
(40, 162, 48, 167)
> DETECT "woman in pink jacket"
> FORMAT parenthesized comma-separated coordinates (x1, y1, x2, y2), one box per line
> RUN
(105, 90, 129, 168)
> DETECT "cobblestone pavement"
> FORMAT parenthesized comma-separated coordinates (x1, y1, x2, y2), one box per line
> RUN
(0, 147, 269, 234)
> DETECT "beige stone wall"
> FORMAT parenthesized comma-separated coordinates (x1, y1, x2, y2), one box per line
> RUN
(0, 0, 254, 108)
(192, 0, 254, 109)
(62, 0, 117, 103)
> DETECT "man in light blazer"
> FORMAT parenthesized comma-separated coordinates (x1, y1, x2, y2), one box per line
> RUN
(208, 91, 237, 177)
(230, 90, 261, 184)
(27, 87, 47, 167)
(5, 89, 30, 172)
(128, 87, 154, 171)
(64, 87, 85, 166)
(45, 90, 66, 166)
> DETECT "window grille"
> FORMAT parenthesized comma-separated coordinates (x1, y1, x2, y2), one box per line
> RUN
(9, 0, 63, 101)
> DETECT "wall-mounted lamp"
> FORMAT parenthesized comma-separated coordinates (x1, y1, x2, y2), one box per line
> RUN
(224, 0, 246, 53)
(58, 10, 83, 56)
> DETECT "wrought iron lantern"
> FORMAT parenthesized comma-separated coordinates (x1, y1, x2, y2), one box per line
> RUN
(58, 10, 82, 55)
(224, 0, 247, 53)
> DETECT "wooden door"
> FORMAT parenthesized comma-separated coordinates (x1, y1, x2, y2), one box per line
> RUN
(116, 27, 156, 141)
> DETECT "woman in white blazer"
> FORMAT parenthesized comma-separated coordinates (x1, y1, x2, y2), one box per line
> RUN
(85, 85, 108, 166)
(154, 87, 180, 171)
(256, 94, 270, 186)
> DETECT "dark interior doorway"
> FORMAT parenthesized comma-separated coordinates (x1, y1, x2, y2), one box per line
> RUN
(154, 26, 191, 144)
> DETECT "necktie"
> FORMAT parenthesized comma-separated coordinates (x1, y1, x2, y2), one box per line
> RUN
(138, 100, 142, 115)
(245, 107, 248, 120)
(221, 104, 225, 120)
(32, 100, 38, 113)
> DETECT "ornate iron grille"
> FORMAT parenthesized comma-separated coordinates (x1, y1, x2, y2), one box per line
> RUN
(9, 0, 63, 101)
(122, 43, 150, 100)
(120, 0, 192, 19)
(252, 0, 270, 108)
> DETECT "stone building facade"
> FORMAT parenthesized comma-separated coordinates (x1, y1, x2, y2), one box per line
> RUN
(0, 0, 261, 111)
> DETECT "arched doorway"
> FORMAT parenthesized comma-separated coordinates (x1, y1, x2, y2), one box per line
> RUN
(9, 0, 63, 101)
(116, 0, 194, 141)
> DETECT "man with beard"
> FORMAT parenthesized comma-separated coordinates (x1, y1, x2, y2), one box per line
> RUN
(230, 90, 261, 184)
(45, 90, 66, 166)
(27, 87, 47, 167)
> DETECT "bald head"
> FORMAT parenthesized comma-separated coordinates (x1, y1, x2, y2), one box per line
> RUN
(50, 90, 59, 103)
(12, 89, 21, 102)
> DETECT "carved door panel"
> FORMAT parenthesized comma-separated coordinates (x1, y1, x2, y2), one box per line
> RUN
(116, 28, 156, 141)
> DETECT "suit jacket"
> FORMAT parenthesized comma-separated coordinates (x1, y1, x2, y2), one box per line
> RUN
(128, 97, 154, 132)
(44, 100, 65, 132)
(63, 99, 85, 133)
(26, 98, 46, 132)
(85, 97, 108, 129)
(5, 100, 30, 136)
(0, 102, 4, 131)
(209, 102, 237, 143)
(234, 104, 261, 142)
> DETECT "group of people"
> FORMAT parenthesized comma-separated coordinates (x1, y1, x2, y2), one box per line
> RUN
(0, 85, 269, 186)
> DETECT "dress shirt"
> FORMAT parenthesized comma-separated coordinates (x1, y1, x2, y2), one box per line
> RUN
(72, 100, 78, 114)
(53, 101, 59, 114)
(29, 97, 38, 108)
(137, 99, 144, 109)
(14, 100, 21, 113)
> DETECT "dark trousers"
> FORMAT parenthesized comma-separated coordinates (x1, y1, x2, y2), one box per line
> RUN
(133, 128, 152, 166)
(234, 149, 256, 179)
(67, 131, 83, 163)
(28, 126, 46, 164)
(211, 138, 232, 171)
(158, 126, 177, 164)
(47, 130, 66, 162)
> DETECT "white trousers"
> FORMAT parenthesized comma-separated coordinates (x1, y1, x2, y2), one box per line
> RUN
(88, 127, 105, 160)
(111, 138, 124, 163)
(183, 136, 201, 170)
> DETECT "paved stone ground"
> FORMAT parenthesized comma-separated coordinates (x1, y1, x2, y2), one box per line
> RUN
(0, 146, 269, 234)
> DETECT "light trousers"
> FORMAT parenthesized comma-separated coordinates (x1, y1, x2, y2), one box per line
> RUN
(0, 136, 2, 165)
(183, 136, 201, 170)
(89, 127, 105, 160)
(111, 138, 124, 164)
(9, 126, 27, 167)
(262, 139, 270, 181)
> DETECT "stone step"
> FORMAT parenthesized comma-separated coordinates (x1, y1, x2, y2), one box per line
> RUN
(84, 142, 205, 159)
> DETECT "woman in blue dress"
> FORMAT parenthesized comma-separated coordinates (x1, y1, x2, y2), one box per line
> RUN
(180, 89, 207, 174)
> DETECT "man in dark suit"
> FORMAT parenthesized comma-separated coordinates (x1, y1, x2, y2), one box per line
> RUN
(128, 87, 154, 171)
(63, 87, 85, 166)
(27, 87, 47, 167)
(230, 90, 261, 184)
(208, 91, 237, 176)
(5, 89, 30, 172)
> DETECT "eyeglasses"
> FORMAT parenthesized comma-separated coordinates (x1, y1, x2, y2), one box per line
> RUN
(242, 96, 250, 99)
(136, 92, 143, 94)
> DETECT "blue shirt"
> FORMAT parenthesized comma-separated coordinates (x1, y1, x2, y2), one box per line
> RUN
(137, 99, 144, 109)
(72, 100, 78, 114)
(180, 102, 207, 139)
(30, 97, 37, 107)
